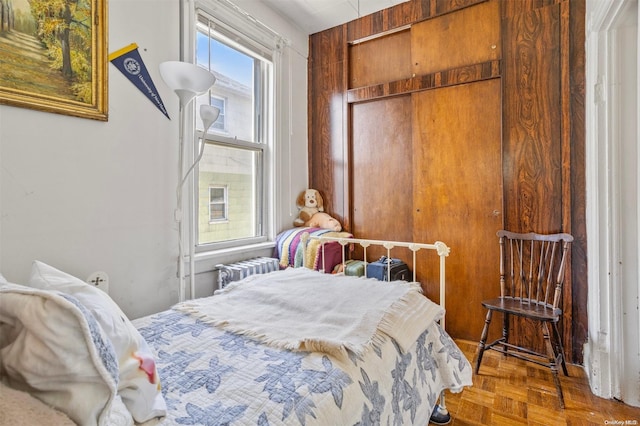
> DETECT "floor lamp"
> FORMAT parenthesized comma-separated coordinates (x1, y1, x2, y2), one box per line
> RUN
(159, 61, 219, 302)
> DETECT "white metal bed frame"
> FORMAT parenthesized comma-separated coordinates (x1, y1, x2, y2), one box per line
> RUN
(304, 233, 454, 424)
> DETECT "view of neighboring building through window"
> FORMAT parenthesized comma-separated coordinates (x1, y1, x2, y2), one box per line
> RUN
(194, 7, 273, 249)
(210, 96, 226, 131)
(209, 186, 228, 221)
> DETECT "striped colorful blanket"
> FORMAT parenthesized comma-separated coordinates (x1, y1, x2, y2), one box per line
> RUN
(274, 227, 352, 271)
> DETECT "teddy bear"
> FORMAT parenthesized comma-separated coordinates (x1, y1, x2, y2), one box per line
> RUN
(293, 189, 324, 227)
(304, 212, 342, 232)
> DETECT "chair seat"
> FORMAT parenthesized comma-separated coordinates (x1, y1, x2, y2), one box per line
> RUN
(481, 297, 561, 321)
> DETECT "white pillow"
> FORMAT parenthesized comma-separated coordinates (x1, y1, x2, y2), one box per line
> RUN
(0, 284, 118, 426)
(29, 261, 166, 423)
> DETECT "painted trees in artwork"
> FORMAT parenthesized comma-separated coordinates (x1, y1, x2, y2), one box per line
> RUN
(1, 0, 15, 32)
(28, 0, 93, 101)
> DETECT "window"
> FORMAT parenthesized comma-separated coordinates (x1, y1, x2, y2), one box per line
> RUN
(193, 3, 276, 250)
(210, 96, 226, 132)
(209, 186, 228, 222)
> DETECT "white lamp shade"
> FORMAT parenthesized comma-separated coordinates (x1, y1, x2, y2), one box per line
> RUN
(159, 61, 216, 106)
(200, 105, 221, 132)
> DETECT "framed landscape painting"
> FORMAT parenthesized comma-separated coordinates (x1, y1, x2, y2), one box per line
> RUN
(0, 0, 108, 121)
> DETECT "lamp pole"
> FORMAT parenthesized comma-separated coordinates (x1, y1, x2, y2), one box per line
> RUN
(159, 61, 217, 302)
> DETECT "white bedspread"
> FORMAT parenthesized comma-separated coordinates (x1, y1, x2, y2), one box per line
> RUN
(134, 294, 472, 426)
(175, 268, 444, 359)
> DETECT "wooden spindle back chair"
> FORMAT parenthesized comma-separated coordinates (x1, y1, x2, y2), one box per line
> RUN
(476, 230, 573, 408)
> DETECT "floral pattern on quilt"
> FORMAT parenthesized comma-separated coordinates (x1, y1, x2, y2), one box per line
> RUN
(61, 294, 119, 385)
(134, 309, 472, 426)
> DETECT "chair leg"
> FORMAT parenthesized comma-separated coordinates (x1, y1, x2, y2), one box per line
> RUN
(543, 322, 565, 408)
(551, 322, 569, 376)
(501, 312, 510, 355)
(476, 309, 493, 374)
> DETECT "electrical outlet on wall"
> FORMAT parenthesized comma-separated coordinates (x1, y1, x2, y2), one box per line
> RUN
(87, 271, 109, 293)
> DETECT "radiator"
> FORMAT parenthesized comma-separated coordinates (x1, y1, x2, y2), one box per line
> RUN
(216, 257, 280, 289)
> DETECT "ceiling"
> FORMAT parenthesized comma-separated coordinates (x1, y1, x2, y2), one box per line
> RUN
(260, 0, 409, 34)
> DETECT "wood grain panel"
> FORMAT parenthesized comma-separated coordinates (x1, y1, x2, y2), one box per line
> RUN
(308, 60, 347, 223)
(347, 60, 501, 103)
(350, 96, 413, 245)
(567, 0, 586, 364)
(412, 79, 503, 342)
(346, 0, 487, 42)
(412, 0, 501, 76)
(502, 6, 561, 235)
(501, 0, 559, 19)
(308, 28, 348, 223)
(307, 0, 586, 364)
(434, 0, 489, 15)
(502, 3, 564, 356)
(347, 0, 422, 42)
(349, 30, 412, 89)
(309, 26, 345, 69)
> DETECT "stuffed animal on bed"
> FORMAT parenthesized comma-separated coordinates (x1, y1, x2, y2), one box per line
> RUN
(304, 212, 342, 232)
(293, 189, 325, 227)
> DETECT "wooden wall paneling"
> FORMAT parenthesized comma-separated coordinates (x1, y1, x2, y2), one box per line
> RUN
(560, 0, 574, 363)
(346, 0, 420, 42)
(411, 0, 501, 76)
(350, 96, 414, 246)
(567, 0, 587, 364)
(345, 0, 488, 43)
(347, 60, 501, 103)
(501, 0, 559, 19)
(412, 79, 503, 342)
(349, 30, 412, 89)
(307, 0, 586, 363)
(308, 27, 349, 223)
(502, 3, 567, 356)
(309, 25, 345, 68)
(502, 5, 562, 234)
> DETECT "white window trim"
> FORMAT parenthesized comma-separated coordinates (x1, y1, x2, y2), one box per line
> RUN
(180, 0, 284, 273)
(209, 185, 228, 223)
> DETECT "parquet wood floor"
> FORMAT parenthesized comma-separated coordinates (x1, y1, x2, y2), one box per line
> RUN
(436, 339, 640, 425)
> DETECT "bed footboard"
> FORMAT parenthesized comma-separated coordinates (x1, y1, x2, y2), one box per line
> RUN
(303, 234, 450, 320)
(304, 234, 455, 423)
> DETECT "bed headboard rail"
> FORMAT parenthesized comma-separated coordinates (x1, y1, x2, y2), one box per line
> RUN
(303, 234, 450, 325)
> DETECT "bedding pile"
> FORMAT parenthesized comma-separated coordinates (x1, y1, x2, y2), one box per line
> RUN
(0, 263, 166, 426)
(176, 267, 443, 358)
(1, 262, 473, 426)
(275, 227, 352, 270)
(133, 268, 472, 425)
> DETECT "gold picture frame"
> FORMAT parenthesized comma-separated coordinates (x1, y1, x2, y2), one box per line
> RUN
(0, 0, 108, 121)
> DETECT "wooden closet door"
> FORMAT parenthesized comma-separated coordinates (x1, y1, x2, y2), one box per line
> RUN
(413, 78, 503, 342)
(351, 95, 413, 246)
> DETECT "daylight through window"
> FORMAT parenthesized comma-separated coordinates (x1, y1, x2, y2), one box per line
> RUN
(194, 6, 274, 249)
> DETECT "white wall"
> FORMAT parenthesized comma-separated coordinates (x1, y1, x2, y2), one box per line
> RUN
(0, 0, 309, 319)
(585, 0, 640, 408)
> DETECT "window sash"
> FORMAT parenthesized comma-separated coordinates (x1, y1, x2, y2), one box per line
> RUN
(193, 0, 277, 252)
(196, 134, 267, 251)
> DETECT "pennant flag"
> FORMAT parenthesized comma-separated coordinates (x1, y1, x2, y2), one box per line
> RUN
(109, 43, 170, 119)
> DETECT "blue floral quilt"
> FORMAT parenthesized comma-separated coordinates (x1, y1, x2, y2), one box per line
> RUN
(133, 308, 472, 426)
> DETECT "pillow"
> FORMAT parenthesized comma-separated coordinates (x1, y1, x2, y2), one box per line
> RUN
(0, 284, 118, 426)
(0, 272, 7, 284)
(28, 261, 166, 423)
